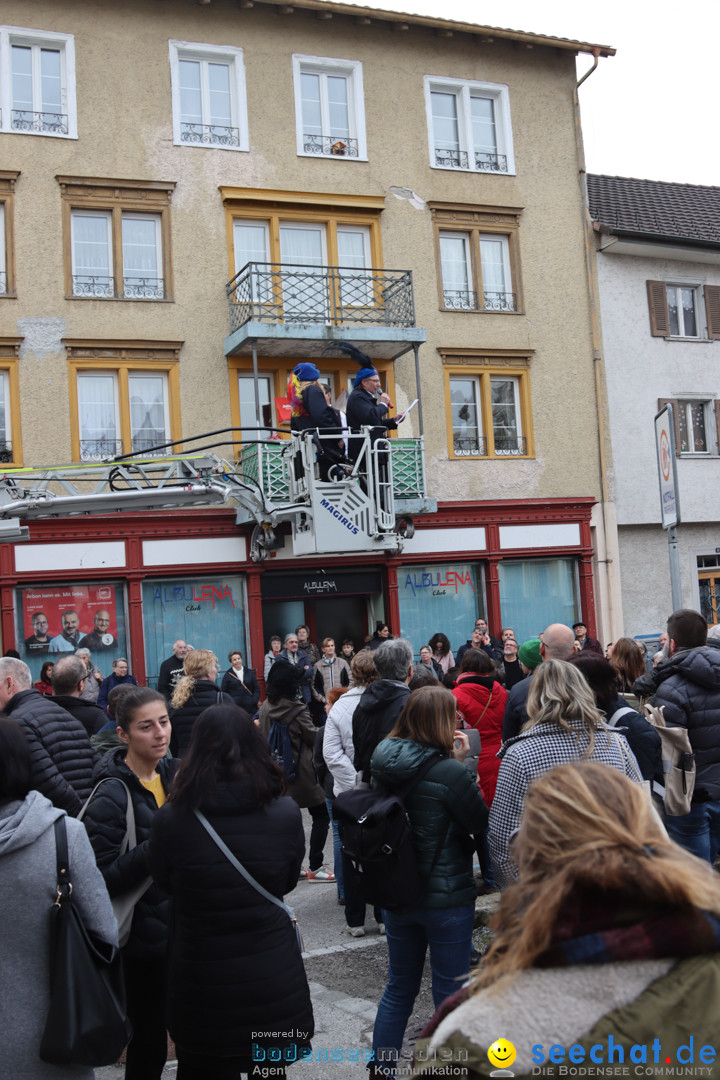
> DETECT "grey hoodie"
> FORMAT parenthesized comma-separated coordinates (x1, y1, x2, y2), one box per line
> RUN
(0, 790, 117, 1080)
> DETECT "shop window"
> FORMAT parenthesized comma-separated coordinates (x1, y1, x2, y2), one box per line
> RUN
(65, 340, 182, 462)
(441, 349, 533, 459)
(169, 40, 248, 150)
(58, 176, 175, 300)
(0, 338, 21, 463)
(0, 171, 19, 296)
(424, 76, 514, 174)
(647, 280, 720, 340)
(658, 397, 720, 456)
(15, 582, 128, 684)
(431, 203, 522, 313)
(0, 26, 77, 137)
(398, 562, 482, 655)
(292, 54, 366, 159)
(698, 555, 720, 626)
(498, 558, 579, 644)
(142, 575, 247, 688)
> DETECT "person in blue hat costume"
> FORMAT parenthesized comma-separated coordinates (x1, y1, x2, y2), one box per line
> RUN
(288, 362, 345, 481)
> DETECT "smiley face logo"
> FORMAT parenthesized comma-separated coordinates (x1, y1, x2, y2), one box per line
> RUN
(488, 1038, 517, 1071)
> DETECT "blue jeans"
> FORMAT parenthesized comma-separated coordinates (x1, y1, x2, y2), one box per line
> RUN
(664, 798, 720, 864)
(371, 903, 475, 1077)
(326, 797, 344, 899)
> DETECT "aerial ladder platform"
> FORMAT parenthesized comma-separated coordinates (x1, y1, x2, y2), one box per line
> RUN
(0, 429, 436, 560)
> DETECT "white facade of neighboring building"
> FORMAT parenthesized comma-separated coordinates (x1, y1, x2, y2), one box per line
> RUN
(591, 177, 720, 637)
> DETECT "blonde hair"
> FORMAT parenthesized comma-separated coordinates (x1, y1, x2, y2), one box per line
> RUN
(472, 762, 720, 995)
(524, 659, 605, 754)
(171, 648, 218, 708)
(350, 649, 380, 688)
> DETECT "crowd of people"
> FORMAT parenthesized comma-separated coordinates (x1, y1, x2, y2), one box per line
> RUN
(1, 605, 719, 1079)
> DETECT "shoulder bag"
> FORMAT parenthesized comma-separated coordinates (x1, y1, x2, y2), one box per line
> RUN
(194, 808, 304, 954)
(40, 817, 132, 1065)
(642, 702, 696, 816)
(78, 776, 152, 947)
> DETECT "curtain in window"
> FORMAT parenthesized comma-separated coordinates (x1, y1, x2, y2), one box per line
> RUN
(238, 374, 272, 439)
(498, 558, 578, 644)
(490, 377, 519, 451)
(398, 561, 481, 658)
(450, 376, 482, 454)
(0, 205, 6, 294)
(122, 215, 161, 296)
(129, 374, 167, 453)
(0, 372, 7, 448)
(440, 235, 472, 307)
(479, 239, 507, 294)
(279, 225, 326, 319)
(337, 228, 370, 306)
(72, 214, 111, 276)
(470, 96, 497, 156)
(78, 374, 118, 458)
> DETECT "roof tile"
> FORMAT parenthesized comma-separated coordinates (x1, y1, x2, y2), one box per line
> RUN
(587, 174, 720, 246)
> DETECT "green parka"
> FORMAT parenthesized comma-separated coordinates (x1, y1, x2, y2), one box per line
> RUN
(370, 738, 488, 909)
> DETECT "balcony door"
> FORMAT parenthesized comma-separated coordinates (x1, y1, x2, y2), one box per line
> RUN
(279, 223, 327, 321)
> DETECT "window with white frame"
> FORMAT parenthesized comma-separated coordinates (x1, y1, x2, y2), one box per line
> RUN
(238, 373, 274, 440)
(667, 284, 701, 338)
(76, 370, 170, 460)
(647, 280, 720, 340)
(677, 399, 716, 455)
(0, 203, 6, 295)
(70, 210, 164, 298)
(169, 40, 248, 150)
(439, 231, 514, 311)
(0, 369, 11, 458)
(425, 77, 513, 174)
(292, 55, 366, 159)
(0, 26, 76, 137)
(446, 361, 531, 459)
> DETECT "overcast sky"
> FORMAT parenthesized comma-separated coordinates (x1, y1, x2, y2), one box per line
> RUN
(373, 0, 718, 187)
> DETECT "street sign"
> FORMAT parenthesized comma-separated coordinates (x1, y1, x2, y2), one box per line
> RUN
(655, 405, 680, 529)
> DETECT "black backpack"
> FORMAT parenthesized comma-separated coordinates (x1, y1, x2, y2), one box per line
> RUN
(333, 753, 448, 912)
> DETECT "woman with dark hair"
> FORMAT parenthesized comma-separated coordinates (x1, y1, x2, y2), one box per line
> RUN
(82, 687, 178, 1080)
(429, 632, 454, 676)
(220, 649, 260, 714)
(610, 636, 647, 696)
(149, 704, 313, 1079)
(367, 621, 392, 651)
(0, 716, 118, 1079)
(369, 685, 489, 1079)
(258, 661, 333, 882)
(452, 648, 508, 806)
(411, 763, 720, 1078)
(34, 659, 54, 696)
(567, 651, 661, 782)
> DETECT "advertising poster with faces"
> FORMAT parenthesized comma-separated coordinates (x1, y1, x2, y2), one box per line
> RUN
(16, 583, 127, 683)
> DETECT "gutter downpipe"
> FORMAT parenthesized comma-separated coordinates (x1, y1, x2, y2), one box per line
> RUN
(574, 49, 622, 643)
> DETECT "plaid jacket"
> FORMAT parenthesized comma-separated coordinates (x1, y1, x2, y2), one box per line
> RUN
(488, 719, 641, 887)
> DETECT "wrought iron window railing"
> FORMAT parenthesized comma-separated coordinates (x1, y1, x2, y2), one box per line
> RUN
(302, 134, 359, 157)
(494, 436, 527, 456)
(452, 435, 527, 457)
(12, 109, 68, 134)
(443, 289, 516, 312)
(131, 436, 169, 456)
(0, 441, 13, 463)
(227, 262, 416, 332)
(180, 122, 240, 147)
(72, 276, 165, 300)
(453, 436, 488, 457)
(79, 438, 124, 462)
(434, 147, 508, 173)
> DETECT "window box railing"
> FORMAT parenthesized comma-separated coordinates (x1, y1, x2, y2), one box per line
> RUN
(227, 262, 416, 333)
(0, 441, 13, 463)
(453, 436, 488, 457)
(0, 271, 7, 295)
(12, 109, 68, 134)
(79, 438, 124, 462)
(443, 290, 517, 312)
(435, 147, 469, 169)
(434, 147, 508, 173)
(180, 122, 240, 147)
(452, 435, 526, 457)
(494, 436, 527, 456)
(303, 134, 359, 157)
(72, 276, 165, 299)
(474, 152, 508, 172)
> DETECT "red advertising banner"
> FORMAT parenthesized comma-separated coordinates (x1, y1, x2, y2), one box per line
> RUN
(21, 584, 121, 655)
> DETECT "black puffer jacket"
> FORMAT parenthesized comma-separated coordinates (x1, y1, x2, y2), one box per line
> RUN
(352, 679, 411, 782)
(170, 680, 233, 757)
(605, 694, 662, 782)
(371, 739, 488, 908)
(651, 645, 720, 800)
(50, 693, 107, 737)
(148, 781, 313, 1059)
(5, 688, 98, 816)
(81, 747, 178, 959)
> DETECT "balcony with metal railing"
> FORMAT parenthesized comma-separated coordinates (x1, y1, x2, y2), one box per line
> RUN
(225, 261, 426, 360)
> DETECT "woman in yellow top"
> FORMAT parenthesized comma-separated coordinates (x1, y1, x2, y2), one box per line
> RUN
(83, 687, 179, 1080)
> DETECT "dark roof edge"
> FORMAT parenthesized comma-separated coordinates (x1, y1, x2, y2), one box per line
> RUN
(594, 223, 720, 253)
(251, 0, 616, 56)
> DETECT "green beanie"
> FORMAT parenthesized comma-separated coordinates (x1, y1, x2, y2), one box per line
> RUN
(518, 638, 542, 670)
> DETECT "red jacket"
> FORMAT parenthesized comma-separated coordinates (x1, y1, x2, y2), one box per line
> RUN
(452, 675, 508, 806)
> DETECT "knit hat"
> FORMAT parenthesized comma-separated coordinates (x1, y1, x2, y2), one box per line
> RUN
(265, 659, 303, 703)
(518, 638, 542, 670)
(293, 362, 321, 382)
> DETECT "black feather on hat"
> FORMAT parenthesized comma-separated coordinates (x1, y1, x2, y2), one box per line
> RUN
(266, 660, 303, 704)
(322, 341, 372, 368)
